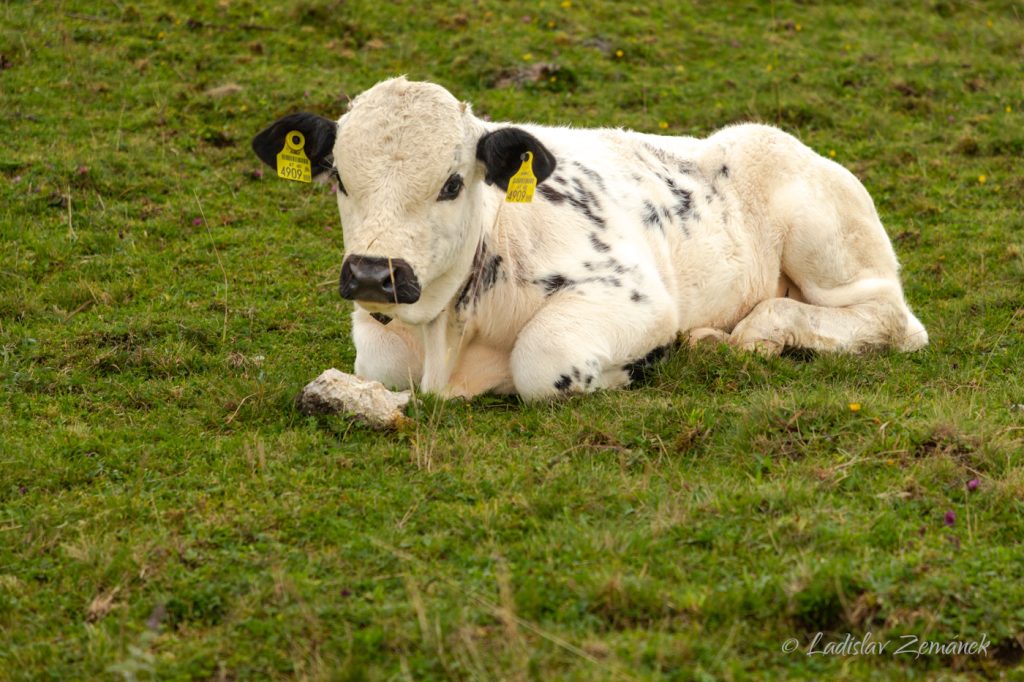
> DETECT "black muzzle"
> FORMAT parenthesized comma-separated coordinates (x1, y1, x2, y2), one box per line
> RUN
(338, 255, 421, 304)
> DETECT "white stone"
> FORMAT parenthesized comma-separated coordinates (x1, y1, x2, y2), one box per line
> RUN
(204, 83, 244, 99)
(296, 368, 412, 429)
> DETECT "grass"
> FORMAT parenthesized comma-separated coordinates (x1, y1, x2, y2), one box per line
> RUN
(2, 0, 1023, 679)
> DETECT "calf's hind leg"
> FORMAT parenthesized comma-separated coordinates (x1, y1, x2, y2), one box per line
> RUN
(728, 285, 910, 355)
(729, 172, 927, 354)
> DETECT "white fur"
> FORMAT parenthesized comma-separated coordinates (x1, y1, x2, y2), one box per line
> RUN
(327, 78, 927, 400)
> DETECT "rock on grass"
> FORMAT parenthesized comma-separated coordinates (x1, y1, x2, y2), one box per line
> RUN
(296, 368, 411, 429)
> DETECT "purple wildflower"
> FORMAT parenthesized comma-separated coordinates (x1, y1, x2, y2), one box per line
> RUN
(192, 217, 202, 226)
(967, 478, 979, 492)
(944, 510, 956, 527)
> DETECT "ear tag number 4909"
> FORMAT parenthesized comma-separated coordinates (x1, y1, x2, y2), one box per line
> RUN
(505, 152, 536, 203)
(277, 131, 312, 183)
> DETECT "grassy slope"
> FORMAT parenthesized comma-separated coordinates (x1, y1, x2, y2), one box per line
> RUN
(2, 0, 1023, 679)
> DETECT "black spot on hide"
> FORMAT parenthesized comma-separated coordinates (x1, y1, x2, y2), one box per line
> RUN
(662, 175, 694, 221)
(476, 254, 503, 295)
(538, 185, 567, 204)
(623, 345, 671, 384)
(564, 177, 606, 230)
(589, 233, 611, 253)
(642, 201, 663, 231)
(573, 162, 607, 191)
(677, 161, 699, 175)
(455, 243, 504, 311)
(538, 274, 573, 295)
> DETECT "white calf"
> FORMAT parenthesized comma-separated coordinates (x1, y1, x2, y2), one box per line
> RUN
(252, 77, 927, 400)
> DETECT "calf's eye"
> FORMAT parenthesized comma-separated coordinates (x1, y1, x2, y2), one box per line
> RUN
(437, 173, 464, 201)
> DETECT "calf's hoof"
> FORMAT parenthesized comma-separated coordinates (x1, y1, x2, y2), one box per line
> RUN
(737, 338, 784, 356)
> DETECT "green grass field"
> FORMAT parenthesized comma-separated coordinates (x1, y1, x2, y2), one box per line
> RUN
(2, 1, 1023, 679)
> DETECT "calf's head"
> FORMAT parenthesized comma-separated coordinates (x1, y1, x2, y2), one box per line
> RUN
(252, 77, 555, 325)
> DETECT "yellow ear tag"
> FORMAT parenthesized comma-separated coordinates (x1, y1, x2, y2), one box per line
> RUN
(505, 151, 537, 203)
(276, 130, 313, 183)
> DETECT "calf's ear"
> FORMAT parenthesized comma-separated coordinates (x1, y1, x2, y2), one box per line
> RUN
(252, 112, 337, 179)
(476, 127, 556, 191)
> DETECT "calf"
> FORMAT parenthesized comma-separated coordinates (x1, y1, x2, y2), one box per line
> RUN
(252, 77, 927, 400)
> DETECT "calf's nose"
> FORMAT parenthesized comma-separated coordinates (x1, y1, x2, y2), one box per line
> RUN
(339, 255, 421, 304)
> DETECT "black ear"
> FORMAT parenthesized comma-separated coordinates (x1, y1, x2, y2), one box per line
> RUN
(252, 112, 337, 178)
(475, 127, 557, 191)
